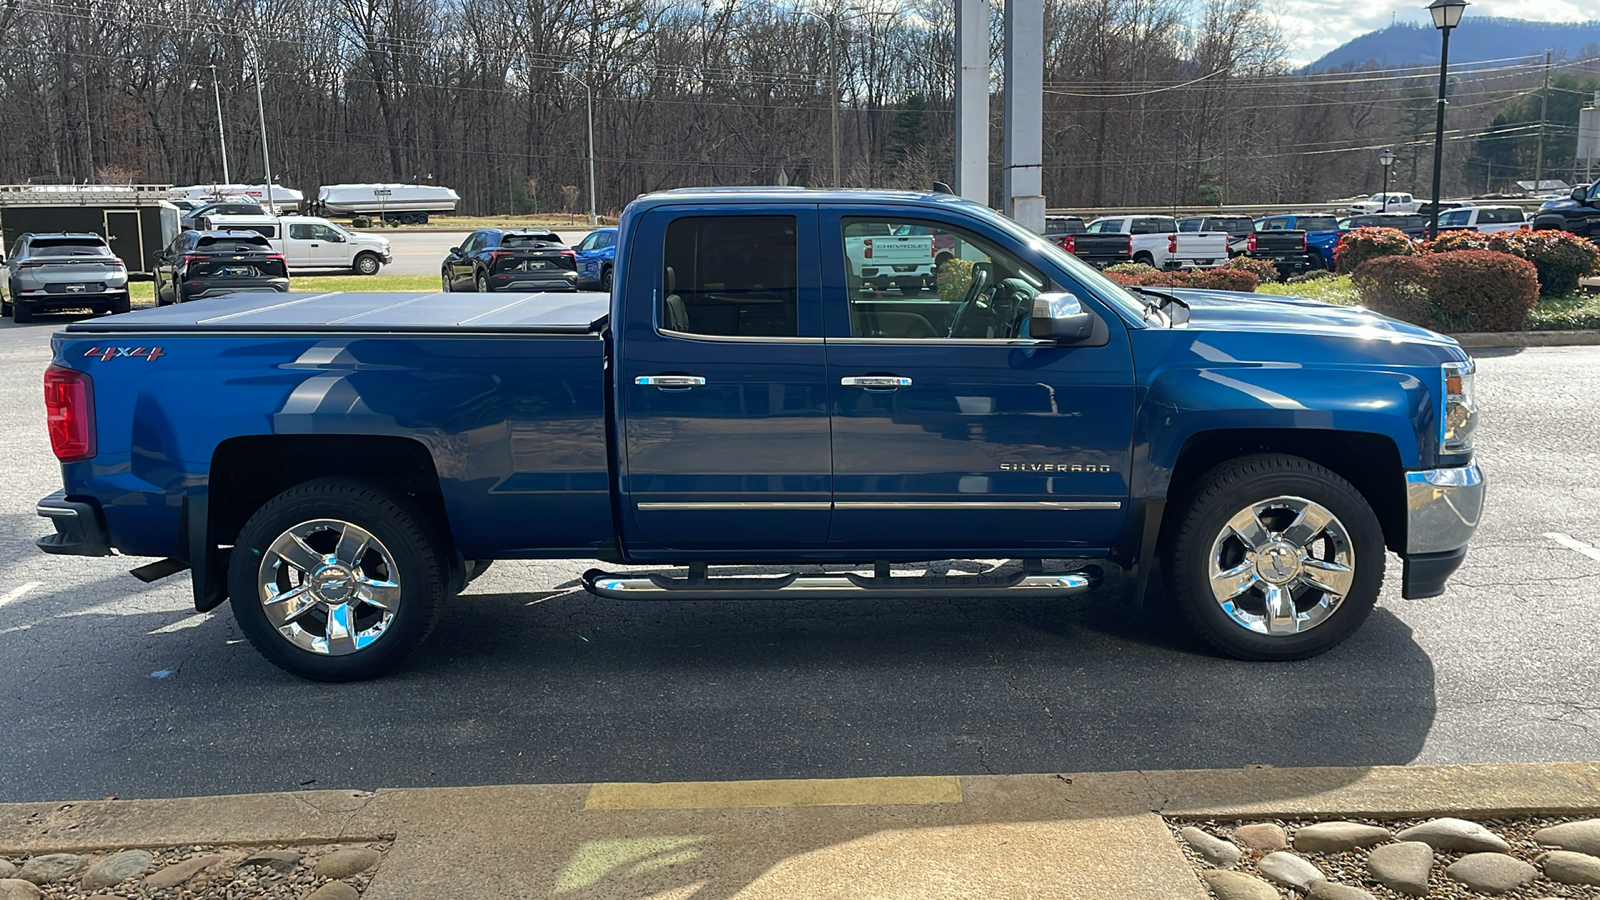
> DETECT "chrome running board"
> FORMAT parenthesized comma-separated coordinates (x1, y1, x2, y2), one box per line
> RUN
(582, 565, 1101, 601)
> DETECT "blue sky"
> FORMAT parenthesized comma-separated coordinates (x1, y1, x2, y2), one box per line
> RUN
(1275, 0, 1596, 64)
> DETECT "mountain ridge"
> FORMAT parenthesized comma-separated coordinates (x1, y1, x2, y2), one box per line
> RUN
(1309, 17, 1600, 72)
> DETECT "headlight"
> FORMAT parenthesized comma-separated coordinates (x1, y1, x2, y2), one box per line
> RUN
(1441, 360, 1478, 454)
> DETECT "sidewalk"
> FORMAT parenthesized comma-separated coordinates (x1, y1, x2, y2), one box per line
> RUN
(4, 763, 1599, 898)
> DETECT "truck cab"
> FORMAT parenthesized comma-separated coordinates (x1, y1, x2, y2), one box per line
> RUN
(35, 188, 1485, 681)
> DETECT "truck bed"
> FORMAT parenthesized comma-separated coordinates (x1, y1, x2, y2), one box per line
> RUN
(64, 290, 611, 334)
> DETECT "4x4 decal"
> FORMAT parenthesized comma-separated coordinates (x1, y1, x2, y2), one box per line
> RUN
(83, 346, 165, 362)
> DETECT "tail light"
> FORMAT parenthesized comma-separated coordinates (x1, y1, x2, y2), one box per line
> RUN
(863, 239, 874, 259)
(1247, 233, 1258, 252)
(1127, 236, 1134, 256)
(487, 250, 510, 264)
(1168, 235, 1177, 254)
(183, 254, 207, 267)
(44, 365, 96, 462)
(1058, 235, 1076, 253)
(1300, 233, 1308, 250)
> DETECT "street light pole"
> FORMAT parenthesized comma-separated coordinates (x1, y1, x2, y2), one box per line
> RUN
(250, 42, 274, 214)
(1379, 149, 1396, 213)
(210, 64, 230, 184)
(1426, 0, 1467, 240)
(585, 77, 597, 226)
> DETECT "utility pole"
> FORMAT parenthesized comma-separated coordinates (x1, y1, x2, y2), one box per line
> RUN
(210, 64, 230, 184)
(827, 14, 840, 187)
(585, 76, 597, 226)
(1533, 49, 1550, 195)
(251, 42, 274, 214)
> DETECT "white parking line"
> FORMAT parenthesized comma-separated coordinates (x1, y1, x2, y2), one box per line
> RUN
(0, 582, 43, 608)
(148, 612, 213, 635)
(1545, 532, 1600, 563)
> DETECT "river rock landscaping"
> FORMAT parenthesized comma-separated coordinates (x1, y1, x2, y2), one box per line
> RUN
(1171, 815, 1600, 899)
(0, 841, 388, 899)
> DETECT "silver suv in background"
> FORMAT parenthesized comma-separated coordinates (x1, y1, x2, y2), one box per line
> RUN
(1, 233, 130, 323)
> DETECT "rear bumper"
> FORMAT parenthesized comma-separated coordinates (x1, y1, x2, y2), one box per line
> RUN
(35, 490, 112, 557)
(1400, 462, 1485, 599)
(490, 273, 578, 292)
(181, 282, 289, 302)
(14, 290, 127, 311)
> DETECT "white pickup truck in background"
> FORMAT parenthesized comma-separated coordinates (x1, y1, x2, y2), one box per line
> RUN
(203, 214, 393, 274)
(1085, 215, 1229, 270)
(844, 223, 936, 294)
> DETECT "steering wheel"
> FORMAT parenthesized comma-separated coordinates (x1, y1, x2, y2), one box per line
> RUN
(947, 265, 995, 338)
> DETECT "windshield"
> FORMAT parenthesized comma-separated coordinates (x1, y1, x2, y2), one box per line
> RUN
(963, 204, 1146, 321)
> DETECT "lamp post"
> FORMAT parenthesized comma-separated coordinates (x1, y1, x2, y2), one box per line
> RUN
(250, 41, 274, 216)
(1379, 149, 1396, 212)
(1426, 0, 1467, 240)
(209, 64, 230, 184)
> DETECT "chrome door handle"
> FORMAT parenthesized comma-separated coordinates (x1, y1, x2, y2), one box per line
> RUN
(841, 376, 912, 388)
(635, 375, 707, 387)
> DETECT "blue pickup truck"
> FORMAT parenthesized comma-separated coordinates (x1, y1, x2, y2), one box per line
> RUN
(35, 188, 1485, 681)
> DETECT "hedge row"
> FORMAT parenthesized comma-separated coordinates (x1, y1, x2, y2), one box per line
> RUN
(1352, 250, 1540, 332)
(1333, 226, 1600, 298)
(1103, 266, 1262, 293)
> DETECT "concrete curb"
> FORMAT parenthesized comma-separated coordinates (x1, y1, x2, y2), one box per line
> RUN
(3, 763, 1597, 899)
(1455, 329, 1600, 349)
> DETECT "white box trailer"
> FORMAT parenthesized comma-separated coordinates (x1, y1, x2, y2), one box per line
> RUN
(170, 184, 304, 211)
(313, 184, 460, 224)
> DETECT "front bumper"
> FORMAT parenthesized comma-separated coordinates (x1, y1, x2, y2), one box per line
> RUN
(1401, 462, 1485, 598)
(35, 490, 112, 557)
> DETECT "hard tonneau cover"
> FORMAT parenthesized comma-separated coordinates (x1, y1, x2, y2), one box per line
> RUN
(62, 291, 610, 334)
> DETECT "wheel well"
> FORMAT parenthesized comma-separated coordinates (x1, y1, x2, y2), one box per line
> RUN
(1164, 429, 1406, 553)
(209, 435, 448, 551)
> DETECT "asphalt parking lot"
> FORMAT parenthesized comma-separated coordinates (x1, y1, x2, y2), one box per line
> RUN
(0, 316, 1596, 803)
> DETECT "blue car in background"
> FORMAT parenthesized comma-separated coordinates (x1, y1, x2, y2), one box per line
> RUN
(1255, 214, 1343, 270)
(574, 227, 618, 291)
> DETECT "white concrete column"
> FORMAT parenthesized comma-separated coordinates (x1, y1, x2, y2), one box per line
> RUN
(1003, 0, 1045, 232)
(954, 0, 990, 204)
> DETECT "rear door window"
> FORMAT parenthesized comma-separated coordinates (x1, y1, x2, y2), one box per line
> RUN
(661, 216, 798, 337)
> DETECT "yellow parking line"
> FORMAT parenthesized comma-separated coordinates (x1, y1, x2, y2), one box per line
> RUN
(585, 776, 962, 810)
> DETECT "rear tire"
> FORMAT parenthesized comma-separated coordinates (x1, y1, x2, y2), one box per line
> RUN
(475, 271, 489, 293)
(228, 478, 446, 681)
(12, 300, 32, 323)
(600, 266, 613, 292)
(1162, 454, 1383, 661)
(1, 294, 11, 317)
(110, 293, 131, 315)
(353, 252, 382, 276)
(1133, 251, 1155, 267)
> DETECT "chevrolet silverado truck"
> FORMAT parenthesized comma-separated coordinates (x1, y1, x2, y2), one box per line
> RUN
(1045, 217, 1134, 269)
(1085, 215, 1229, 270)
(1533, 180, 1600, 237)
(35, 188, 1486, 681)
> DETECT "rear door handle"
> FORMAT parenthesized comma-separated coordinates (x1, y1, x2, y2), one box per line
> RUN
(636, 375, 707, 388)
(841, 376, 912, 388)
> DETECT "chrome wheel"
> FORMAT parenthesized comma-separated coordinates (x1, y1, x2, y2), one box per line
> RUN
(1208, 495, 1354, 636)
(257, 518, 401, 656)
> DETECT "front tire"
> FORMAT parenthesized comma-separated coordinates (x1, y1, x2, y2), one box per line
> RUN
(1162, 454, 1383, 661)
(440, 269, 453, 293)
(353, 252, 382, 276)
(228, 478, 446, 681)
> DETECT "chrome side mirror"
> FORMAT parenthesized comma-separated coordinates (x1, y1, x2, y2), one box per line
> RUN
(1029, 292, 1095, 342)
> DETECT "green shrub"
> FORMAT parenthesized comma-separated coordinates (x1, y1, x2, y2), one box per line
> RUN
(936, 257, 975, 301)
(350, 215, 372, 228)
(1104, 262, 1157, 276)
(1335, 227, 1417, 274)
(1182, 267, 1261, 292)
(1286, 269, 1333, 284)
(1354, 250, 1538, 332)
(1423, 229, 1600, 298)
(1227, 255, 1281, 282)
(1103, 267, 1259, 293)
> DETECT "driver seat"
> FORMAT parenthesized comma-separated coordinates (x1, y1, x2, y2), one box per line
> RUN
(663, 266, 690, 332)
